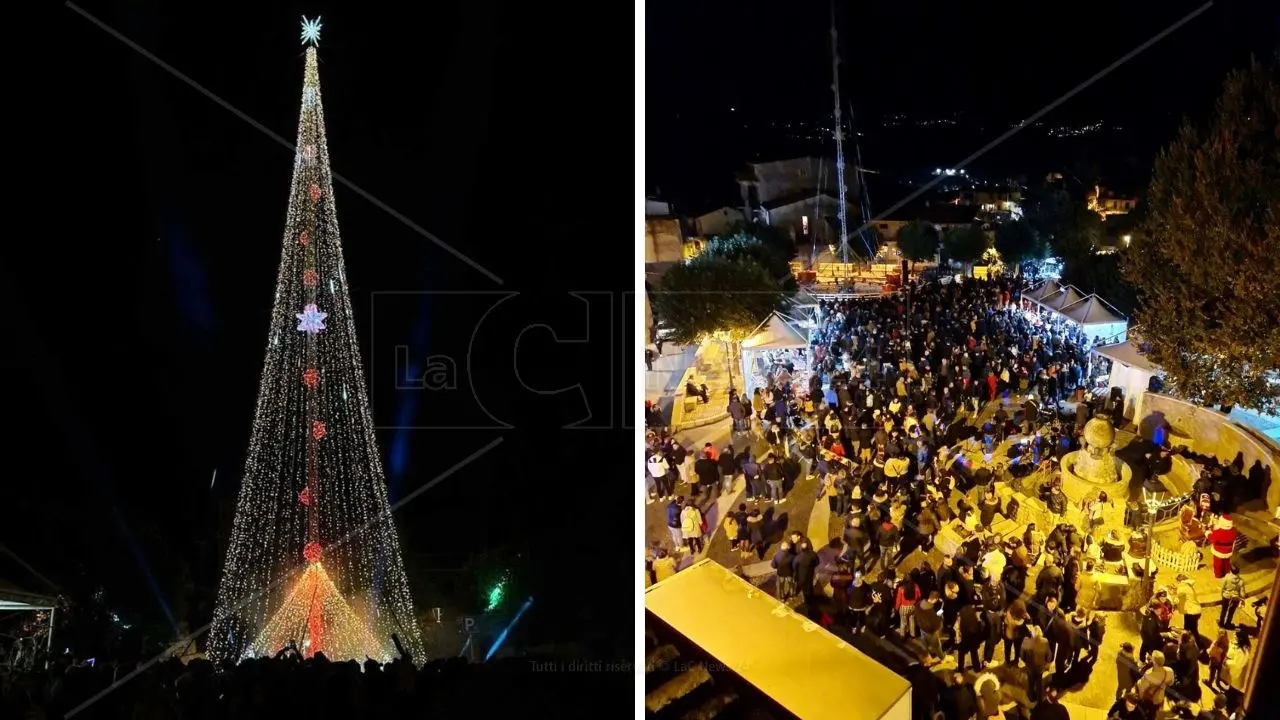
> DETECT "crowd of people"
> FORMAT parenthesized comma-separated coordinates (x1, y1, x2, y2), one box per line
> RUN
(643, 276, 1269, 720)
(0, 647, 619, 719)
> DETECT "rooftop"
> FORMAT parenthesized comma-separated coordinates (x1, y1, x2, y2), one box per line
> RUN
(761, 189, 847, 211)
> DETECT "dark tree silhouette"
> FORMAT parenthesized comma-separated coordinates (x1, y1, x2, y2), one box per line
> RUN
(1122, 62, 1280, 412)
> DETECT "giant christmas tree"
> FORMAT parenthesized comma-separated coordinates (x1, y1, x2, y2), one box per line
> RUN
(208, 18, 423, 665)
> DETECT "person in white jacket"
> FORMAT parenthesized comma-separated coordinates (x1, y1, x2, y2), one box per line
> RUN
(1174, 572, 1202, 638)
(647, 452, 670, 501)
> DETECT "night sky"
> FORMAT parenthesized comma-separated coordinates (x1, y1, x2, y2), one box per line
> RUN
(7, 0, 634, 664)
(648, 0, 1276, 209)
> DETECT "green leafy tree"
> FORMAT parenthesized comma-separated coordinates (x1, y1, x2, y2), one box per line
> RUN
(993, 219, 1048, 266)
(726, 220, 797, 263)
(702, 232, 797, 290)
(1122, 63, 1280, 412)
(942, 224, 991, 274)
(650, 255, 786, 345)
(895, 221, 939, 269)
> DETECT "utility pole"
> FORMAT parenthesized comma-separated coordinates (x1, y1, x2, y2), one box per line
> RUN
(829, 0, 850, 286)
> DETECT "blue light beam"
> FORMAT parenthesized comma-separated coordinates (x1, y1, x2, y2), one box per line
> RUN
(484, 597, 533, 662)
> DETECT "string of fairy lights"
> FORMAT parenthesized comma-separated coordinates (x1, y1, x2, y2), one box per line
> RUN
(207, 20, 424, 665)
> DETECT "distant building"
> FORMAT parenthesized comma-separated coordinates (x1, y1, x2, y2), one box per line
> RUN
(688, 206, 745, 238)
(873, 201, 978, 243)
(759, 190, 849, 246)
(645, 197, 684, 265)
(953, 187, 1023, 214)
(645, 198, 674, 216)
(1087, 185, 1138, 218)
(736, 157, 860, 245)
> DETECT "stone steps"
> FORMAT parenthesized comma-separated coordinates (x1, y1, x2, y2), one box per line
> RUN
(1232, 506, 1279, 544)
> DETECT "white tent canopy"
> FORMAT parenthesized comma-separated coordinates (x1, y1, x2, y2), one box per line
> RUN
(742, 312, 809, 350)
(0, 549, 58, 663)
(1036, 284, 1086, 312)
(1093, 338, 1158, 374)
(790, 288, 821, 309)
(1093, 338, 1159, 421)
(1024, 279, 1063, 304)
(1059, 294, 1128, 342)
(740, 312, 810, 396)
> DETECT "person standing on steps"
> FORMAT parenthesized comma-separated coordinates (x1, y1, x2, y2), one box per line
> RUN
(1175, 572, 1202, 639)
(764, 453, 785, 503)
(1218, 566, 1245, 629)
(980, 571, 1006, 665)
(665, 496, 685, 551)
(772, 541, 797, 600)
(679, 499, 704, 555)
(718, 444, 738, 495)
(1115, 641, 1141, 701)
(647, 450, 671, 501)
(1207, 514, 1237, 578)
(694, 449, 719, 506)
(794, 540, 820, 607)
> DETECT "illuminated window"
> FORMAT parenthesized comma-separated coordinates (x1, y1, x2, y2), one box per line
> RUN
(802, 215, 809, 234)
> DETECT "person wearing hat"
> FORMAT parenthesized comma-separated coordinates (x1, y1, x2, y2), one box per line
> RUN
(1207, 514, 1237, 578)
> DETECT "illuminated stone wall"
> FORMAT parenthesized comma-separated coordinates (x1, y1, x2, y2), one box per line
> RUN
(1139, 392, 1280, 509)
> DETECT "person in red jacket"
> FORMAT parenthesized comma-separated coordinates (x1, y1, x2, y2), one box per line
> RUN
(1207, 514, 1237, 578)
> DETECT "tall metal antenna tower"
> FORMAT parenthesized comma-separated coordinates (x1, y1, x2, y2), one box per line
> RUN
(829, 0, 850, 280)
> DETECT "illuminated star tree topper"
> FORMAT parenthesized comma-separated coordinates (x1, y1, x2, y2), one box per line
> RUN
(300, 16, 323, 47)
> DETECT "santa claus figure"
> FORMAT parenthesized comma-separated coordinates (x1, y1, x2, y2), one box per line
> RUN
(1207, 514, 1237, 578)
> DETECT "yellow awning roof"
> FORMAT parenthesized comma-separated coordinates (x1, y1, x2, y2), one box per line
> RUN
(645, 559, 911, 720)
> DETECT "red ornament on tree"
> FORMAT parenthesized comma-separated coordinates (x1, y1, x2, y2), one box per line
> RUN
(302, 368, 319, 389)
(303, 269, 319, 286)
(309, 183, 321, 202)
(299, 230, 310, 246)
(299, 486, 313, 506)
(311, 420, 327, 441)
(303, 541, 323, 564)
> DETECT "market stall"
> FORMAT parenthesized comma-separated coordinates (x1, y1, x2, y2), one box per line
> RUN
(1058, 294, 1129, 344)
(788, 288, 822, 330)
(1021, 279, 1063, 311)
(1092, 337, 1160, 422)
(740, 312, 810, 396)
(1036, 284, 1087, 315)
